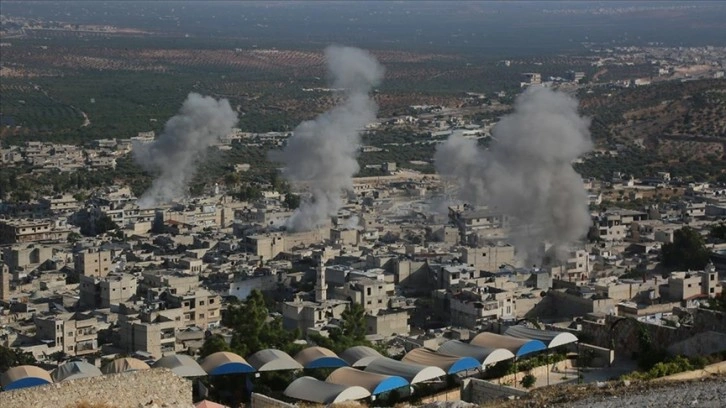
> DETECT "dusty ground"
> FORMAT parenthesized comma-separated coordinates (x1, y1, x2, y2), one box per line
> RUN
(484, 373, 726, 408)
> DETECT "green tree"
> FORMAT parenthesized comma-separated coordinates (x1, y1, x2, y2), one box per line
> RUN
(199, 334, 231, 358)
(283, 193, 301, 210)
(0, 346, 36, 372)
(223, 290, 301, 356)
(661, 227, 711, 270)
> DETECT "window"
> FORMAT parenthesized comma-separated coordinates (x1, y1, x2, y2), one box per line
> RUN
(688, 284, 692, 288)
(367, 301, 372, 305)
(366, 288, 371, 296)
(210, 299, 215, 304)
(68, 332, 73, 336)
(712, 275, 716, 281)
(710, 288, 715, 293)
(199, 301, 204, 306)
(199, 313, 204, 318)
(378, 299, 383, 304)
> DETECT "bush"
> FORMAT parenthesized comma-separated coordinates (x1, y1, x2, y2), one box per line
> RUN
(520, 373, 536, 389)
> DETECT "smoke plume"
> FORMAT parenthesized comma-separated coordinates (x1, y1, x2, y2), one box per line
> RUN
(271, 46, 384, 231)
(435, 86, 592, 262)
(133, 93, 238, 208)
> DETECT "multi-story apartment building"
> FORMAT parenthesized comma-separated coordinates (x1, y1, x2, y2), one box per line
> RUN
(166, 289, 222, 329)
(117, 308, 184, 358)
(0, 219, 70, 244)
(79, 273, 138, 309)
(74, 249, 113, 277)
(34, 312, 100, 357)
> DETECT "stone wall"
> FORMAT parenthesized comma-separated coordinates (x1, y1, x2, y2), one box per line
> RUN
(0, 368, 193, 408)
(461, 378, 528, 404)
(250, 393, 297, 408)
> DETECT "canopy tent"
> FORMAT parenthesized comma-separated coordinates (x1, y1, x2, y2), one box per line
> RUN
(504, 325, 579, 349)
(364, 357, 446, 384)
(437, 340, 515, 366)
(51, 361, 103, 382)
(401, 348, 480, 375)
(1, 365, 52, 391)
(295, 346, 348, 369)
(200, 352, 255, 375)
(327, 367, 409, 396)
(195, 400, 229, 408)
(247, 349, 303, 372)
(340, 346, 383, 368)
(284, 376, 370, 404)
(101, 357, 151, 374)
(470, 332, 546, 358)
(153, 354, 207, 377)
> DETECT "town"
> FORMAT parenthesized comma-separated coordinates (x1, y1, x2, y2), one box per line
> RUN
(2, 2, 726, 408)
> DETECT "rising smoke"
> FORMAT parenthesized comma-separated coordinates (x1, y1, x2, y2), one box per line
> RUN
(435, 86, 593, 262)
(134, 93, 238, 208)
(271, 46, 384, 232)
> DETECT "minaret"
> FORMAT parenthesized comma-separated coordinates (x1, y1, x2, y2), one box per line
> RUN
(0, 263, 10, 302)
(315, 256, 327, 303)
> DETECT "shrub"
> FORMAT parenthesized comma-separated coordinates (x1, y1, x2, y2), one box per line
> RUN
(520, 373, 536, 389)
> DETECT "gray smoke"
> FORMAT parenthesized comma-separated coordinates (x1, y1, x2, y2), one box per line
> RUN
(134, 93, 238, 208)
(435, 86, 592, 262)
(271, 46, 384, 232)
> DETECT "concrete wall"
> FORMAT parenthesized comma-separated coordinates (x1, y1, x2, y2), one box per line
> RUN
(250, 393, 297, 408)
(461, 378, 528, 404)
(0, 368, 193, 408)
(419, 388, 461, 403)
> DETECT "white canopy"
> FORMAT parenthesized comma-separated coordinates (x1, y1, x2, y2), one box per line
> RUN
(284, 376, 370, 404)
(326, 367, 409, 396)
(504, 325, 579, 348)
(51, 361, 103, 382)
(247, 349, 303, 372)
(153, 354, 207, 377)
(364, 357, 446, 384)
(470, 332, 546, 358)
(437, 340, 515, 366)
(340, 346, 383, 368)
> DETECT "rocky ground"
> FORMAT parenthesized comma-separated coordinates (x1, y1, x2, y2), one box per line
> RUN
(483, 374, 726, 408)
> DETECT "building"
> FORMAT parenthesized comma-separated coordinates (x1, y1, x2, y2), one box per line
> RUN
(662, 264, 722, 301)
(2, 244, 54, 272)
(0, 219, 70, 244)
(34, 312, 100, 357)
(79, 273, 138, 309)
(365, 309, 410, 337)
(521, 72, 542, 87)
(117, 308, 184, 358)
(282, 299, 349, 332)
(461, 244, 515, 272)
(165, 289, 222, 329)
(74, 249, 113, 277)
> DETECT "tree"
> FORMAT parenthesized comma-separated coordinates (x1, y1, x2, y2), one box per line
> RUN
(0, 346, 36, 372)
(661, 227, 711, 270)
(199, 334, 230, 358)
(309, 302, 371, 353)
(223, 290, 301, 356)
(283, 193, 301, 210)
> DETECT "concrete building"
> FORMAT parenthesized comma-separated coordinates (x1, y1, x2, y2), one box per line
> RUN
(34, 312, 100, 357)
(282, 299, 349, 332)
(335, 278, 395, 313)
(74, 249, 113, 277)
(663, 264, 722, 301)
(365, 310, 410, 337)
(166, 289, 221, 329)
(0, 219, 70, 244)
(79, 273, 138, 309)
(462, 244, 515, 272)
(2, 244, 54, 272)
(117, 308, 184, 358)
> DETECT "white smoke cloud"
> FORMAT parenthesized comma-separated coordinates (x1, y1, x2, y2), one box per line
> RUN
(270, 46, 384, 232)
(133, 93, 238, 208)
(434, 86, 593, 262)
